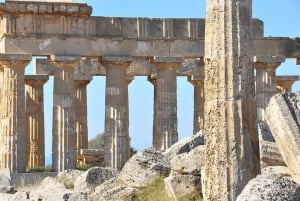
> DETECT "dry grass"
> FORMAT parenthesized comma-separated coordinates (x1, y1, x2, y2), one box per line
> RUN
(133, 176, 203, 201)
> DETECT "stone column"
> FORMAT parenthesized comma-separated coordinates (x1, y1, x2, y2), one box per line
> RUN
(49, 55, 80, 172)
(74, 79, 91, 150)
(204, 1, 259, 200)
(150, 56, 184, 151)
(276, 76, 299, 94)
(0, 54, 31, 173)
(25, 75, 49, 168)
(102, 56, 132, 170)
(188, 76, 204, 134)
(254, 56, 285, 121)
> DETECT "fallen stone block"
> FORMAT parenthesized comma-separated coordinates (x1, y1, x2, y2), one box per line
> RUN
(265, 94, 300, 182)
(260, 141, 285, 167)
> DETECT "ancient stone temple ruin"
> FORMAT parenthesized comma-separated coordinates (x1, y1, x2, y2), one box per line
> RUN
(0, 0, 299, 200)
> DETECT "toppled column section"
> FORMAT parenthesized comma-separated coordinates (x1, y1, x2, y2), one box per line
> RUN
(49, 55, 80, 172)
(151, 56, 184, 151)
(204, 1, 259, 200)
(74, 79, 91, 150)
(102, 56, 132, 170)
(25, 75, 49, 168)
(276, 75, 299, 94)
(265, 93, 300, 182)
(0, 54, 31, 173)
(254, 56, 285, 121)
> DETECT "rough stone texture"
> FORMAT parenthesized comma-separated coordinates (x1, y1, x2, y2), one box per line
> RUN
(77, 149, 104, 167)
(50, 55, 80, 172)
(0, 193, 14, 201)
(265, 94, 300, 183)
(258, 122, 275, 142)
(38, 176, 66, 190)
(261, 166, 291, 176)
(237, 173, 300, 201)
(0, 185, 14, 194)
(260, 141, 285, 167)
(0, 169, 11, 186)
(204, 1, 259, 200)
(164, 175, 202, 201)
(151, 56, 183, 151)
(74, 79, 90, 150)
(0, 54, 31, 173)
(102, 56, 132, 170)
(254, 55, 285, 121)
(57, 169, 84, 189)
(25, 75, 48, 168)
(118, 149, 170, 188)
(74, 167, 117, 193)
(92, 178, 136, 201)
(163, 131, 204, 159)
(283, 92, 300, 125)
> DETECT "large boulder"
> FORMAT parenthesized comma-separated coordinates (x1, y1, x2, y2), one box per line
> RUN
(237, 173, 300, 201)
(163, 131, 204, 160)
(38, 176, 66, 190)
(118, 148, 170, 188)
(57, 169, 84, 189)
(92, 178, 136, 201)
(74, 167, 117, 193)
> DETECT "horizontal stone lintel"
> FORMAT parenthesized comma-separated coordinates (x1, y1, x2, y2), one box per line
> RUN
(276, 75, 299, 82)
(2, 36, 300, 59)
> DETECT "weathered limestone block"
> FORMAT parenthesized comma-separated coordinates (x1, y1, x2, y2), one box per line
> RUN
(102, 56, 132, 170)
(265, 94, 300, 183)
(150, 56, 184, 151)
(276, 75, 299, 94)
(237, 173, 300, 201)
(254, 55, 285, 121)
(74, 79, 90, 150)
(118, 149, 170, 188)
(260, 141, 285, 167)
(74, 167, 117, 193)
(57, 169, 84, 189)
(0, 54, 31, 173)
(25, 75, 49, 168)
(49, 55, 80, 172)
(204, 1, 259, 200)
(164, 175, 202, 201)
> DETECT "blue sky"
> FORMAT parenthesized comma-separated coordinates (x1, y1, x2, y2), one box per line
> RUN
(25, 0, 300, 160)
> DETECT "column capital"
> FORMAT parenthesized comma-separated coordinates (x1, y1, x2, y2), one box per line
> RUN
(0, 54, 31, 68)
(150, 56, 184, 70)
(276, 75, 299, 93)
(126, 76, 134, 85)
(25, 75, 49, 86)
(147, 75, 157, 85)
(74, 79, 92, 88)
(188, 76, 204, 86)
(101, 56, 133, 68)
(297, 57, 300, 65)
(253, 55, 285, 69)
(48, 55, 81, 68)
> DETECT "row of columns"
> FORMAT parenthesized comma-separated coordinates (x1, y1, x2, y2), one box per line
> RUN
(0, 53, 299, 173)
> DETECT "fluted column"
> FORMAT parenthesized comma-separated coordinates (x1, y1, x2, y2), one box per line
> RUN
(204, 1, 259, 200)
(0, 54, 31, 173)
(49, 55, 80, 172)
(254, 56, 285, 121)
(25, 75, 49, 168)
(151, 56, 183, 151)
(276, 75, 299, 94)
(74, 79, 91, 150)
(188, 77, 204, 134)
(102, 56, 132, 170)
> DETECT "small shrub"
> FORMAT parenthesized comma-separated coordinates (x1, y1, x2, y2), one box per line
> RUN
(76, 163, 92, 171)
(26, 166, 53, 173)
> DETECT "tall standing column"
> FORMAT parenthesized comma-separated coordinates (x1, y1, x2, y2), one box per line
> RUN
(0, 54, 31, 173)
(276, 75, 299, 94)
(254, 56, 285, 121)
(102, 56, 132, 170)
(25, 75, 49, 168)
(74, 79, 91, 150)
(151, 56, 184, 151)
(49, 55, 80, 172)
(204, 1, 260, 200)
(188, 76, 204, 134)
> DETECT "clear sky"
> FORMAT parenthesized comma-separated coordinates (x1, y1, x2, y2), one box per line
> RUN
(24, 0, 300, 161)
